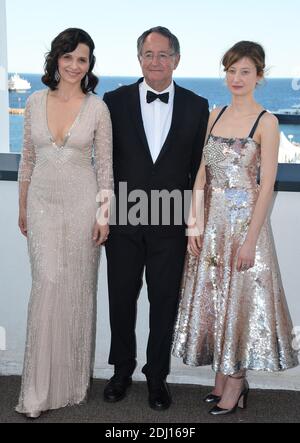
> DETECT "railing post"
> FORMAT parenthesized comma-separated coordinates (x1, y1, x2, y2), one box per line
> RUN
(0, 0, 9, 153)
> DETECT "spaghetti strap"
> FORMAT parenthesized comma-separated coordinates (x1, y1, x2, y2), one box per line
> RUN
(249, 110, 267, 139)
(210, 106, 228, 134)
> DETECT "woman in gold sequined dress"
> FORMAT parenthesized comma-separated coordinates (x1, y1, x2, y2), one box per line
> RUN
(172, 41, 298, 416)
(16, 29, 113, 418)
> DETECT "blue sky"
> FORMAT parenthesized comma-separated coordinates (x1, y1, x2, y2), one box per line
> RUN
(6, 0, 300, 77)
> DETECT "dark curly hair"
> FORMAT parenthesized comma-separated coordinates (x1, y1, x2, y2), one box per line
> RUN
(42, 28, 98, 94)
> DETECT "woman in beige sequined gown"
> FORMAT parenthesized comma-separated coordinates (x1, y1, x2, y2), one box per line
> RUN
(16, 29, 113, 417)
(172, 41, 298, 415)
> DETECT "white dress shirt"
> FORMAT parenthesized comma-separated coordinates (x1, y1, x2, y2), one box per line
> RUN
(139, 79, 175, 163)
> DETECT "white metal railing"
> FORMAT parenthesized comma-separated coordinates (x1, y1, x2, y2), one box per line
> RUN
(0, 0, 9, 153)
(0, 181, 299, 389)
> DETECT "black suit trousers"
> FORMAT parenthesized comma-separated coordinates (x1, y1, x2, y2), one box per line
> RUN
(105, 227, 187, 380)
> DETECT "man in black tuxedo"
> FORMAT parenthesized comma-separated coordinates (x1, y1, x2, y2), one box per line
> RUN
(103, 26, 209, 410)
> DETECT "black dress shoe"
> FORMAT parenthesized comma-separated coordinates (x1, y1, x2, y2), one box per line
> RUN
(103, 375, 132, 403)
(147, 379, 171, 411)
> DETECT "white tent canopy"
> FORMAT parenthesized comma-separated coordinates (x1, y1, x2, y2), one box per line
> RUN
(278, 132, 300, 164)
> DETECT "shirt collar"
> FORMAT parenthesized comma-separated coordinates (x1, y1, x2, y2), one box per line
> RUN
(140, 79, 175, 101)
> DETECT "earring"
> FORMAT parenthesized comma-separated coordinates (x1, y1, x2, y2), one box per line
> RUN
(55, 69, 60, 82)
(84, 74, 89, 89)
(257, 78, 264, 86)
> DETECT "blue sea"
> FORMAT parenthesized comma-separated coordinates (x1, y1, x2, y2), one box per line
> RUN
(9, 74, 300, 152)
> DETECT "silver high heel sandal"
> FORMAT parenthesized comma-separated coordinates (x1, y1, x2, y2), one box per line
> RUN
(209, 374, 249, 416)
(203, 393, 222, 404)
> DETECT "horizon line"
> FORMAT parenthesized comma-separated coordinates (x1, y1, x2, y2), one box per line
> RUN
(7, 72, 297, 80)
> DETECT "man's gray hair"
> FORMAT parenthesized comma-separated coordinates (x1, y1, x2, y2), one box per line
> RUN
(137, 26, 180, 57)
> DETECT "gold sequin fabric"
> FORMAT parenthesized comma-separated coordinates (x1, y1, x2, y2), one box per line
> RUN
(172, 134, 298, 374)
(16, 90, 113, 414)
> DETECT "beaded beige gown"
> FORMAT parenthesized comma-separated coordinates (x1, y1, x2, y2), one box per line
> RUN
(172, 110, 298, 375)
(16, 90, 113, 414)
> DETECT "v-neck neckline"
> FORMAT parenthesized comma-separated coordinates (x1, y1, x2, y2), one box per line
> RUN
(45, 89, 89, 149)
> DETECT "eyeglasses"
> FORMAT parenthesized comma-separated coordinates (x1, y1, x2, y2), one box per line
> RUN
(140, 52, 176, 63)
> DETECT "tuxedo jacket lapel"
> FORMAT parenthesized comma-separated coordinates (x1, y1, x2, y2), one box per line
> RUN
(128, 79, 154, 164)
(155, 82, 183, 165)
(128, 79, 184, 166)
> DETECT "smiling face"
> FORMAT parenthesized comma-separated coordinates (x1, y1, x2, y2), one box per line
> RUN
(226, 57, 263, 97)
(57, 43, 90, 86)
(139, 32, 180, 92)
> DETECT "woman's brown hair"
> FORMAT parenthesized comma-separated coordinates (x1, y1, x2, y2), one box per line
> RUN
(222, 41, 266, 77)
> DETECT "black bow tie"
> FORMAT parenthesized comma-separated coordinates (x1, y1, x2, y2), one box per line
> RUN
(146, 90, 169, 104)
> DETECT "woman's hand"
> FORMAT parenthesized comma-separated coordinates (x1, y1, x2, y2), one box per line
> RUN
(186, 222, 203, 257)
(237, 240, 256, 272)
(18, 206, 28, 237)
(187, 222, 203, 257)
(93, 222, 109, 246)
(188, 235, 203, 257)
